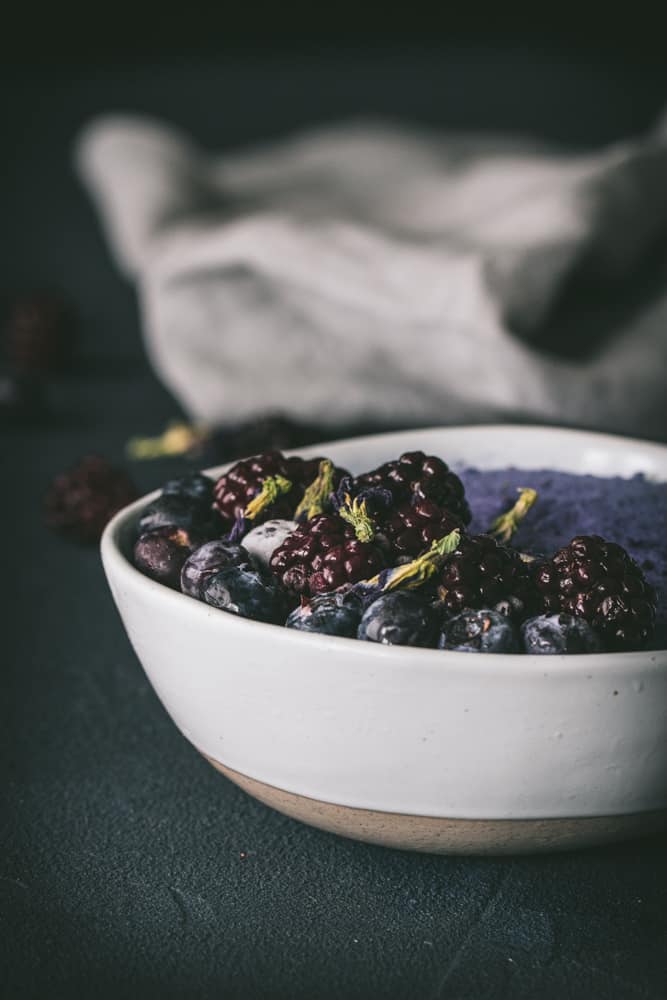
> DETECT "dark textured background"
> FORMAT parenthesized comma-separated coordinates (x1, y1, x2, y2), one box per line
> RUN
(2, 27, 667, 999)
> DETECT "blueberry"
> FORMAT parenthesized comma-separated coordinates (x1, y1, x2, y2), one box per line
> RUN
(243, 518, 297, 572)
(162, 473, 215, 504)
(493, 595, 527, 622)
(203, 564, 287, 624)
(438, 608, 520, 653)
(358, 591, 439, 647)
(181, 540, 249, 599)
(286, 591, 362, 637)
(134, 526, 205, 589)
(138, 493, 218, 536)
(521, 614, 602, 654)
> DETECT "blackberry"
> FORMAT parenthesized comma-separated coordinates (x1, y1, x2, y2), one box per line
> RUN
(45, 455, 138, 543)
(353, 450, 471, 524)
(376, 498, 463, 562)
(285, 591, 363, 638)
(521, 613, 602, 655)
(438, 608, 520, 653)
(269, 514, 387, 597)
(358, 591, 439, 647)
(134, 526, 205, 589)
(533, 535, 657, 650)
(436, 533, 533, 617)
(213, 451, 347, 528)
(4, 291, 77, 372)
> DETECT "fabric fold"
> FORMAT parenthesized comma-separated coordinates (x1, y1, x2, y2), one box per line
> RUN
(76, 114, 667, 437)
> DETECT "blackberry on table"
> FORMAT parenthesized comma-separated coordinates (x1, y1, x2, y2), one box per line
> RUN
(45, 455, 138, 543)
(533, 535, 657, 650)
(353, 450, 471, 524)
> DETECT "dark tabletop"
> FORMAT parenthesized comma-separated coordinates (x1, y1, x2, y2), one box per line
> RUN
(2, 43, 667, 1000)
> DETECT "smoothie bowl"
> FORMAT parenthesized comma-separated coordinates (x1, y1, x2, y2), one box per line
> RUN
(101, 425, 667, 854)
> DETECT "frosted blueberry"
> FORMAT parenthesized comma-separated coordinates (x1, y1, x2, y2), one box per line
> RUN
(203, 564, 287, 624)
(181, 540, 249, 599)
(358, 591, 439, 647)
(438, 609, 520, 653)
(286, 591, 362, 638)
(243, 518, 297, 571)
(521, 613, 602, 654)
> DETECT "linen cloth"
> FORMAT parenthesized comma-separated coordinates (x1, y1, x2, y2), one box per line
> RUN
(76, 114, 667, 437)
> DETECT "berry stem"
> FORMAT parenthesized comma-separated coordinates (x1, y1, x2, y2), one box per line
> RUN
(337, 494, 376, 543)
(294, 460, 336, 521)
(244, 475, 293, 521)
(375, 528, 461, 592)
(353, 528, 461, 602)
(126, 421, 210, 460)
(488, 487, 537, 544)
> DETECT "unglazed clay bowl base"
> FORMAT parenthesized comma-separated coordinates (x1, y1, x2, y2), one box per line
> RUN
(101, 425, 667, 855)
(207, 758, 667, 855)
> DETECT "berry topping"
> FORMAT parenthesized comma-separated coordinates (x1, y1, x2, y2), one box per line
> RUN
(138, 492, 221, 537)
(376, 499, 463, 562)
(270, 514, 387, 597)
(203, 564, 287, 624)
(162, 473, 215, 505)
(134, 526, 205, 589)
(181, 540, 249, 599)
(521, 613, 602, 655)
(45, 455, 138, 543)
(436, 534, 533, 617)
(285, 591, 363, 637)
(242, 519, 298, 571)
(532, 535, 657, 650)
(353, 451, 471, 524)
(358, 591, 439, 647)
(213, 451, 348, 529)
(438, 609, 520, 653)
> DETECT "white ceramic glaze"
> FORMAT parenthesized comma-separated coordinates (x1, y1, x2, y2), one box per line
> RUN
(101, 425, 667, 821)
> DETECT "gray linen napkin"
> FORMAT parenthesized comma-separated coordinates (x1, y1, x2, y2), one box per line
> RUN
(76, 114, 667, 437)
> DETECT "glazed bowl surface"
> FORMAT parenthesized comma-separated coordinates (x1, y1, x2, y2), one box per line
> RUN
(101, 425, 667, 853)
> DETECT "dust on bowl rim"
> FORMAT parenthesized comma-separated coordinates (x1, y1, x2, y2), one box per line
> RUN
(101, 422, 667, 673)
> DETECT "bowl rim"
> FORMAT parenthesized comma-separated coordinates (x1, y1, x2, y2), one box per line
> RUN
(101, 422, 667, 676)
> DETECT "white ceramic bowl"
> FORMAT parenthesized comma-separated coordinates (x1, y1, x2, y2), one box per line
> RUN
(101, 425, 667, 854)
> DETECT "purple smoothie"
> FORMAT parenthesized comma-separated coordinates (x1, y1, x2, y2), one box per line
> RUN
(455, 466, 667, 629)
